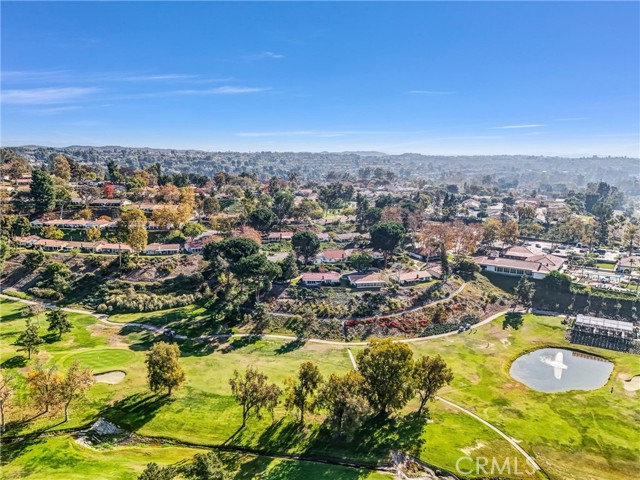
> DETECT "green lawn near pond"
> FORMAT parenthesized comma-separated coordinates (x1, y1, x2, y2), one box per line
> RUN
(2, 297, 638, 480)
(407, 313, 640, 480)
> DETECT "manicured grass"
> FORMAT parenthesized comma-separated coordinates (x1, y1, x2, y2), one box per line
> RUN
(597, 262, 616, 270)
(2, 297, 638, 480)
(2, 435, 390, 480)
(407, 313, 640, 480)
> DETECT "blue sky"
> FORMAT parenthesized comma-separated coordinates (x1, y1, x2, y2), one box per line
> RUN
(1, 1, 639, 156)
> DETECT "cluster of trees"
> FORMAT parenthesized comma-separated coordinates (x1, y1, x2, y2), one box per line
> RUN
(17, 307, 72, 359)
(0, 360, 93, 431)
(228, 339, 453, 439)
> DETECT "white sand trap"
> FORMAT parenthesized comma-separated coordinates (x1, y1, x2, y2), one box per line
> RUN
(94, 370, 126, 384)
(462, 441, 486, 455)
(623, 375, 640, 392)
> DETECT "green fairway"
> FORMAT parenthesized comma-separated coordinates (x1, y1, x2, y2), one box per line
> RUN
(1, 435, 391, 480)
(2, 297, 638, 480)
(407, 313, 640, 480)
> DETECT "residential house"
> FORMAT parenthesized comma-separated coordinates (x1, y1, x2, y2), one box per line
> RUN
(95, 243, 133, 254)
(347, 272, 387, 289)
(393, 270, 432, 285)
(143, 243, 182, 255)
(266, 232, 294, 243)
(300, 271, 342, 286)
(313, 249, 352, 264)
(475, 251, 565, 280)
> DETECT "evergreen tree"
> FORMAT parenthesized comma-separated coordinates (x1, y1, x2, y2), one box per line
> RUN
(30, 169, 55, 214)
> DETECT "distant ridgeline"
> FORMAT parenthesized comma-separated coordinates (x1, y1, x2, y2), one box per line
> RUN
(9, 145, 640, 192)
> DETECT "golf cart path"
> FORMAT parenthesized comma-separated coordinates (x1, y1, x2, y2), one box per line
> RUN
(436, 396, 541, 472)
(345, 340, 541, 474)
(2, 294, 539, 472)
(0, 293, 508, 346)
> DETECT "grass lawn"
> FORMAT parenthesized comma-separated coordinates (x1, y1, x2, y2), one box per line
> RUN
(2, 296, 638, 480)
(407, 313, 640, 480)
(1, 435, 391, 480)
(597, 262, 616, 270)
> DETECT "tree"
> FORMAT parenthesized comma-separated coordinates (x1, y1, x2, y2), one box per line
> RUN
(513, 275, 535, 311)
(501, 219, 519, 246)
(279, 253, 299, 282)
(440, 243, 450, 280)
(86, 225, 101, 242)
(291, 231, 320, 265)
(42, 225, 64, 240)
(0, 372, 13, 433)
(46, 308, 72, 340)
(357, 338, 414, 417)
(26, 364, 62, 414)
(17, 319, 43, 359)
(482, 218, 502, 247)
(202, 197, 221, 216)
(23, 249, 46, 271)
(229, 366, 281, 427)
(51, 155, 71, 181)
(138, 463, 175, 480)
(231, 254, 281, 301)
(11, 216, 31, 238)
(204, 237, 260, 264)
(250, 302, 271, 334)
(248, 207, 279, 233)
(30, 169, 55, 214)
(117, 208, 148, 253)
(349, 251, 374, 272)
(183, 222, 205, 239)
(59, 361, 94, 421)
(182, 452, 231, 480)
(369, 221, 406, 268)
(284, 361, 323, 424)
(24, 303, 45, 321)
(413, 355, 453, 415)
(316, 371, 369, 439)
(0, 237, 8, 284)
(145, 342, 186, 396)
(453, 258, 480, 277)
(272, 190, 296, 220)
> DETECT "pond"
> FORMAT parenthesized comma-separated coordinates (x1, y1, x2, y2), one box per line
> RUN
(509, 348, 613, 393)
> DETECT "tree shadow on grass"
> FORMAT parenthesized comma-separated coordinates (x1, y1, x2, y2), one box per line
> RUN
(350, 411, 428, 460)
(262, 459, 377, 480)
(275, 338, 306, 355)
(0, 310, 23, 322)
(221, 335, 260, 353)
(0, 437, 44, 467)
(0, 355, 27, 368)
(99, 392, 174, 432)
(502, 312, 524, 330)
(177, 339, 219, 357)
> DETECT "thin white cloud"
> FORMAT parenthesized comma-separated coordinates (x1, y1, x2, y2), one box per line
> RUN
(408, 90, 455, 96)
(1, 87, 101, 105)
(493, 124, 544, 129)
(244, 51, 285, 60)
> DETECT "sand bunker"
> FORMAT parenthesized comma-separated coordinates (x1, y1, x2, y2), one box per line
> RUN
(94, 370, 126, 384)
(623, 375, 640, 392)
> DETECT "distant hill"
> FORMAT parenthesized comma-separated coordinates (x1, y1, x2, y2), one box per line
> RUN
(6, 144, 639, 194)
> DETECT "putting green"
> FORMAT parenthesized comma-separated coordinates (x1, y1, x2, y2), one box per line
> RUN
(60, 348, 137, 372)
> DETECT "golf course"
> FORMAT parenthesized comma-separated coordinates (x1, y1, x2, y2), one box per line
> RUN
(1, 297, 638, 479)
